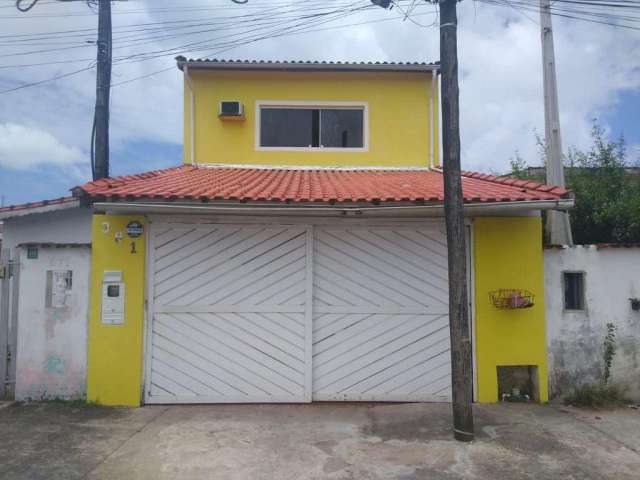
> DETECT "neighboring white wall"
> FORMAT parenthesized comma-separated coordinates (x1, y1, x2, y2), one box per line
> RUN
(2, 208, 92, 251)
(1, 207, 92, 399)
(15, 245, 90, 400)
(545, 246, 640, 401)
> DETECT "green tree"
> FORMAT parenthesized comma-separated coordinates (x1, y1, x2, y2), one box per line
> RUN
(509, 152, 535, 181)
(510, 122, 640, 244)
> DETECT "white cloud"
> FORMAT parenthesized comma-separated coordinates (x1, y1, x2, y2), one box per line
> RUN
(0, 122, 85, 171)
(0, 0, 638, 180)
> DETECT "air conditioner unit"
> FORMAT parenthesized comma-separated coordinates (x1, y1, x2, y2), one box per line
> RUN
(219, 101, 244, 119)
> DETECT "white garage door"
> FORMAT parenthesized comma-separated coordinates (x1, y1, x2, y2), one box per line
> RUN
(145, 223, 312, 404)
(312, 226, 451, 402)
(145, 220, 452, 404)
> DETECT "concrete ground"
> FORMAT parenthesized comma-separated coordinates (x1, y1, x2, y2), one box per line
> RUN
(0, 402, 638, 480)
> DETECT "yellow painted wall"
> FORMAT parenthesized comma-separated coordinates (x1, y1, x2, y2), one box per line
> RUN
(473, 217, 549, 403)
(86, 214, 146, 406)
(184, 70, 439, 167)
(84, 211, 547, 406)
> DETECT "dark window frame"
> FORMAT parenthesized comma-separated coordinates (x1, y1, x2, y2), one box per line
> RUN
(563, 271, 586, 311)
(257, 103, 367, 151)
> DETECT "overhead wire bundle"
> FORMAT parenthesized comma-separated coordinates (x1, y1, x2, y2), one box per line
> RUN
(0, 0, 440, 92)
(1, 0, 639, 93)
(475, 0, 640, 30)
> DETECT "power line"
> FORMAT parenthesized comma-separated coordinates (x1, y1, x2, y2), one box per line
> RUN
(0, 1, 373, 91)
(0, 64, 94, 93)
(0, 4, 437, 69)
(110, 9, 440, 87)
(2, 0, 638, 93)
(477, 0, 640, 29)
(0, 1, 382, 52)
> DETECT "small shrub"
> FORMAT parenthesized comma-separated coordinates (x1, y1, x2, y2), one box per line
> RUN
(564, 383, 629, 408)
(603, 323, 616, 384)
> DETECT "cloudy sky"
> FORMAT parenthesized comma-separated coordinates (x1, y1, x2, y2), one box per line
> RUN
(0, 0, 638, 205)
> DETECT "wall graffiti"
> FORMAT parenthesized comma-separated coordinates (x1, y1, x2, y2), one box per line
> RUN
(43, 355, 65, 375)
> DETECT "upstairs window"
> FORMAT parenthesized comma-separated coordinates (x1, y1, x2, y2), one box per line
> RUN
(258, 103, 366, 150)
(563, 271, 585, 310)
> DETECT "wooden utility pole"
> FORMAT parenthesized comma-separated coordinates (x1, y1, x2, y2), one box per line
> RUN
(439, 0, 474, 442)
(368, 0, 474, 442)
(540, 0, 572, 245)
(93, 0, 112, 180)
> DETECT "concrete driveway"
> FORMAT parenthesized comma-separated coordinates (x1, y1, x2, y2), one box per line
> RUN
(0, 402, 638, 480)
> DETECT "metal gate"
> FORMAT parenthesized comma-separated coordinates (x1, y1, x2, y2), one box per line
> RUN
(312, 225, 452, 401)
(145, 220, 452, 404)
(145, 222, 313, 404)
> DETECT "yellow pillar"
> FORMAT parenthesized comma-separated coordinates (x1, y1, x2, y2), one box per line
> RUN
(87, 214, 146, 406)
(474, 217, 549, 402)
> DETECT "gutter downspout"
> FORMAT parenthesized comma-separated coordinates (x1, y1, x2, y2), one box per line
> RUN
(431, 70, 440, 168)
(184, 65, 196, 166)
(430, 70, 438, 169)
(428, 72, 435, 169)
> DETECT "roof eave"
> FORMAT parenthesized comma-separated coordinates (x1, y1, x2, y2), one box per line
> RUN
(91, 198, 574, 217)
(175, 58, 440, 74)
(0, 198, 81, 220)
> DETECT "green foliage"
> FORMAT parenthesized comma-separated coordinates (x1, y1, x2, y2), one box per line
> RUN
(509, 121, 640, 244)
(603, 323, 617, 384)
(563, 383, 629, 408)
(566, 124, 640, 244)
(509, 152, 532, 180)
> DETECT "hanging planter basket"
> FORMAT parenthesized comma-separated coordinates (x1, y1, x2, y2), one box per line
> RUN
(489, 289, 535, 310)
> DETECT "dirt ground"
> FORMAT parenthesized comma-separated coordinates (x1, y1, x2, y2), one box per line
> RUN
(0, 402, 638, 479)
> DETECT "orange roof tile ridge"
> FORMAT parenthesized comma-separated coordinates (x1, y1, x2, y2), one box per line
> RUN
(460, 170, 570, 197)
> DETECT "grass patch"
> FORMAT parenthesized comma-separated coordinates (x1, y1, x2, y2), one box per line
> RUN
(564, 383, 630, 408)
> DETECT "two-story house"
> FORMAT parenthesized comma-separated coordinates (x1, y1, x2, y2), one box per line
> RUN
(1, 59, 573, 406)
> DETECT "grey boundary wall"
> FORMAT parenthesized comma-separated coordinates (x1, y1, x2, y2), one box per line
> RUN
(545, 245, 640, 401)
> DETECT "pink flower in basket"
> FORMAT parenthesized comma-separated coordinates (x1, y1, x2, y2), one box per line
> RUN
(509, 291, 529, 308)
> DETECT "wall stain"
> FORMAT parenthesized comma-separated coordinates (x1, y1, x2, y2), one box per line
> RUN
(43, 355, 65, 375)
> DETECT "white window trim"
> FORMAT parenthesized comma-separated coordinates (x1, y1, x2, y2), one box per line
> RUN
(255, 100, 369, 152)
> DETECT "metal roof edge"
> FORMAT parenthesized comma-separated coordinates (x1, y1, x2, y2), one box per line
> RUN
(92, 198, 573, 217)
(175, 57, 440, 73)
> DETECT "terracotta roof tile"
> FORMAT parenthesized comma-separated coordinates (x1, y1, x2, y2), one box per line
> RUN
(75, 165, 570, 204)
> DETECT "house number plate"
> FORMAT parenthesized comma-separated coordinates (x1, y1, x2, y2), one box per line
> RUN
(126, 221, 144, 238)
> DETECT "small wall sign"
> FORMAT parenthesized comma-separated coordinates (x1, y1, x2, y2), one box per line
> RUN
(126, 221, 144, 238)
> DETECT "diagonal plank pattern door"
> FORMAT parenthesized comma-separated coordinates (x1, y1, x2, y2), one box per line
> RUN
(146, 223, 312, 404)
(312, 225, 452, 402)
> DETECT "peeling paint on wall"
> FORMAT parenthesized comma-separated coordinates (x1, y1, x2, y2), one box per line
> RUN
(545, 246, 640, 401)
